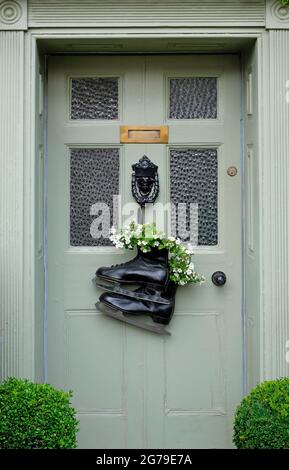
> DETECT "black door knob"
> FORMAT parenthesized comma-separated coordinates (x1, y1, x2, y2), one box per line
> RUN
(212, 271, 227, 286)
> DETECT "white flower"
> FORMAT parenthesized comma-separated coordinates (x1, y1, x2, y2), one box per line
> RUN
(115, 241, 124, 248)
(175, 238, 181, 245)
(168, 236, 176, 242)
(109, 233, 120, 245)
(110, 227, 117, 235)
(186, 243, 195, 254)
(135, 225, 142, 236)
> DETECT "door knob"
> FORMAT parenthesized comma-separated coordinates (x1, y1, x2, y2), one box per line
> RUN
(212, 271, 227, 286)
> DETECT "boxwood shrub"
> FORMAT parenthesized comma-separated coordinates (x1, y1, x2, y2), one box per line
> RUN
(233, 377, 289, 449)
(0, 378, 78, 449)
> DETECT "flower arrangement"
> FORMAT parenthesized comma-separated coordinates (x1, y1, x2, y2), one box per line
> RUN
(110, 221, 205, 286)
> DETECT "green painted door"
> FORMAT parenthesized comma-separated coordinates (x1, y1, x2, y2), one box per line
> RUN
(47, 55, 242, 448)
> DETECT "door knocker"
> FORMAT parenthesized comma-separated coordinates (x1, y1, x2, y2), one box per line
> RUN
(131, 155, 159, 207)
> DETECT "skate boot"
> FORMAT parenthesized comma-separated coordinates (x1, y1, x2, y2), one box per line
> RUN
(94, 247, 170, 305)
(96, 282, 177, 336)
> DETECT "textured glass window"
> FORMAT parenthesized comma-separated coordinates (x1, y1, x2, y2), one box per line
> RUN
(71, 78, 119, 120)
(70, 148, 119, 246)
(169, 77, 217, 119)
(170, 148, 218, 245)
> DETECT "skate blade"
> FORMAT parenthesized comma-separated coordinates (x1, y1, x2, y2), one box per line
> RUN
(96, 301, 171, 336)
(93, 276, 170, 305)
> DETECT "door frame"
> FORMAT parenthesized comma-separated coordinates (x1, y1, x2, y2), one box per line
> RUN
(23, 29, 265, 396)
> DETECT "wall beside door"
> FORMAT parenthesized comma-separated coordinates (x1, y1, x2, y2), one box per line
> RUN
(0, 30, 25, 380)
(243, 42, 261, 391)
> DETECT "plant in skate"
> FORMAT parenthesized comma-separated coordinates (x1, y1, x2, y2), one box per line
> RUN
(95, 221, 204, 334)
(109, 221, 205, 286)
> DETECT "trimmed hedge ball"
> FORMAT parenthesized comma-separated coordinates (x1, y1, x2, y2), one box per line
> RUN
(0, 378, 78, 449)
(233, 378, 289, 449)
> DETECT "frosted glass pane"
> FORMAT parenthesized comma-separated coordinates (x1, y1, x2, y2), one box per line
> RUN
(170, 148, 218, 246)
(70, 148, 119, 246)
(169, 77, 217, 119)
(71, 78, 118, 120)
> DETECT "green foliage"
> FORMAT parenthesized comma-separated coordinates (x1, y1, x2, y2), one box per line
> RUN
(0, 378, 78, 449)
(280, 1, 289, 6)
(233, 378, 289, 449)
(110, 221, 205, 285)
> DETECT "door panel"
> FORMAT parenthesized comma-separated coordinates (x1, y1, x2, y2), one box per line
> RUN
(47, 55, 242, 448)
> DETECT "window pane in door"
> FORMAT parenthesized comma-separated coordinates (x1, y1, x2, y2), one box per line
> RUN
(170, 148, 218, 245)
(169, 77, 217, 119)
(71, 77, 119, 120)
(70, 148, 119, 246)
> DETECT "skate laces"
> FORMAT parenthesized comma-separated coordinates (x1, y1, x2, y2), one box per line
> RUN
(109, 258, 135, 269)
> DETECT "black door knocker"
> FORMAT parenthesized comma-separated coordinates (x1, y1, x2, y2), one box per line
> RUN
(131, 155, 159, 207)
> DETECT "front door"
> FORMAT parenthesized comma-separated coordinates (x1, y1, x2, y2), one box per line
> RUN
(47, 55, 242, 448)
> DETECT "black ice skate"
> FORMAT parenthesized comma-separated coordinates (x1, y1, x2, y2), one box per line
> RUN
(96, 282, 177, 335)
(94, 247, 170, 305)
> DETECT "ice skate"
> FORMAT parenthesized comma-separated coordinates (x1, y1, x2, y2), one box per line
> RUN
(96, 282, 177, 335)
(94, 247, 170, 305)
